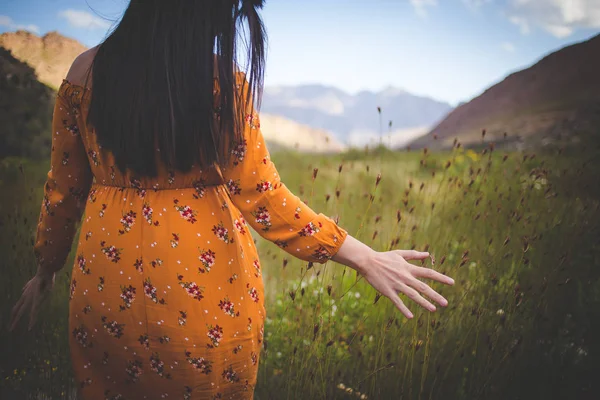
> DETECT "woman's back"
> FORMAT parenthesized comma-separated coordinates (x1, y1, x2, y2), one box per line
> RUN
(35, 64, 347, 400)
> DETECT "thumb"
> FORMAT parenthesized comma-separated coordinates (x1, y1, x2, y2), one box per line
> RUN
(395, 249, 430, 260)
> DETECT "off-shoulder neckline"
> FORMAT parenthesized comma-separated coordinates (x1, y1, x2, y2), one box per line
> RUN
(61, 74, 229, 92)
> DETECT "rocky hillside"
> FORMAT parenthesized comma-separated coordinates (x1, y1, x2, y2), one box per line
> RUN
(409, 33, 600, 150)
(0, 46, 54, 159)
(0, 30, 86, 90)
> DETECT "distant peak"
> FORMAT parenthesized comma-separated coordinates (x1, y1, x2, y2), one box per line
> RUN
(380, 86, 406, 96)
(43, 31, 63, 38)
(7, 29, 36, 37)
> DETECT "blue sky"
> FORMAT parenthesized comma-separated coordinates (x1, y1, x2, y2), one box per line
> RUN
(1, 0, 599, 105)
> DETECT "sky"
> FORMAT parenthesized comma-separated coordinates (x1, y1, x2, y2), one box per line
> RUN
(1, 0, 599, 106)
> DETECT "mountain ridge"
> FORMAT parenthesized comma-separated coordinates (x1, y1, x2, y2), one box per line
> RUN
(409, 33, 600, 150)
(261, 83, 452, 146)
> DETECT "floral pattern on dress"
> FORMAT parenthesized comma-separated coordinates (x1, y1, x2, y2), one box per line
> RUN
(170, 233, 180, 248)
(138, 334, 150, 350)
(118, 211, 136, 235)
(133, 258, 144, 274)
(177, 274, 206, 301)
(150, 352, 172, 379)
(231, 139, 247, 166)
(207, 324, 224, 348)
(212, 222, 232, 243)
(73, 325, 92, 348)
(77, 254, 90, 275)
(252, 259, 262, 278)
(222, 365, 240, 383)
(178, 311, 187, 326)
(142, 203, 154, 224)
(192, 179, 206, 199)
(219, 296, 240, 317)
(143, 278, 166, 304)
(125, 359, 143, 383)
(119, 285, 136, 310)
(100, 241, 122, 263)
(185, 350, 213, 374)
(256, 180, 273, 193)
(251, 206, 272, 232)
(226, 179, 242, 195)
(234, 214, 247, 235)
(298, 221, 322, 237)
(198, 248, 216, 273)
(174, 199, 198, 224)
(101, 316, 125, 339)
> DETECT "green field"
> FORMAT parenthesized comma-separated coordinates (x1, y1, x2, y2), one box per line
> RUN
(1, 138, 599, 399)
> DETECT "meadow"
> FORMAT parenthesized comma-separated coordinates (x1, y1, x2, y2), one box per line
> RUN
(1, 135, 599, 399)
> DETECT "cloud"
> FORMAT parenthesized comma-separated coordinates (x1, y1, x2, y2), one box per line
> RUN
(501, 41, 516, 52)
(58, 9, 111, 30)
(410, 0, 437, 18)
(462, 0, 492, 11)
(0, 15, 40, 33)
(508, 15, 531, 34)
(506, 0, 600, 38)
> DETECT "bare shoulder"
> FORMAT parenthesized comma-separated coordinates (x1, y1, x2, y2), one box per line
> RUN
(66, 45, 100, 87)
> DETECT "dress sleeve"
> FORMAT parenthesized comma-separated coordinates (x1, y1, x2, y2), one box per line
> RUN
(219, 73, 348, 264)
(33, 83, 93, 274)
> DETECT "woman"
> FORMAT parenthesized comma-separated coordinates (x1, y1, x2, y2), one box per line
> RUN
(9, 1, 454, 399)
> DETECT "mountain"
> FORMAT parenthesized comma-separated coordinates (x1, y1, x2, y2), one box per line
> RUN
(0, 46, 55, 159)
(0, 30, 86, 90)
(261, 84, 452, 146)
(409, 33, 600, 150)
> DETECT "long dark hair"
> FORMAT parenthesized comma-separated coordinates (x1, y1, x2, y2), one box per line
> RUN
(83, 0, 266, 177)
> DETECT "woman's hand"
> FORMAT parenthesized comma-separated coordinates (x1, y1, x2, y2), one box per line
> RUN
(8, 267, 56, 332)
(332, 234, 454, 319)
(361, 249, 454, 319)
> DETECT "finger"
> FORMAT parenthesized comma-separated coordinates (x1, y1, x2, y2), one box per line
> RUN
(413, 266, 455, 285)
(10, 297, 23, 323)
(9, 294, 27, 325)
(407, 278, 449, 307)
(9, 297, 28, 332)
(9, 302, 23, 331)
(30, 280, 54, 330)
(18, 281, 30, 296)
(29, 296, 41, 331)
(385, 290, 414, 319)
(397, 283, 437, 312)
(395, 250, 429, 261)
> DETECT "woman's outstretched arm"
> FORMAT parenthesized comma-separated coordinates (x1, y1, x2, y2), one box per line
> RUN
(220, 71, 454, 318)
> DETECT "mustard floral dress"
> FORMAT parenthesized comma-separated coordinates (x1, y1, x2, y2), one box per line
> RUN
(34, 72, 348, 400)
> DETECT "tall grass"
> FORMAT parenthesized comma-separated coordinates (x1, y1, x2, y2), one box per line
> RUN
(1, 135, 599, 399)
